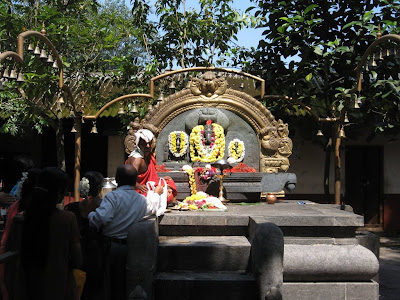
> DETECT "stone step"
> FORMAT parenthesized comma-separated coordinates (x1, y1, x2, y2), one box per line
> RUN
(154, 271, 258, 300)
(158, 236, 251, 272)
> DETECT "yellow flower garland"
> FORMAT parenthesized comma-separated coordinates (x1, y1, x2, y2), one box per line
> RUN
(168, 131, 188, 158)
(189, 123, 225, 163)
(184, 167, 197, 195)
(228, 138, 245, 163)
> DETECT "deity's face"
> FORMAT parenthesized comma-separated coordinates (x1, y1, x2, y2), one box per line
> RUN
(138, 138, 153, 155)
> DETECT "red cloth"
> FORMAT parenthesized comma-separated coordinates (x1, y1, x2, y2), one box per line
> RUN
(127, 153, 178, 201)
(135, 154, 160, 197)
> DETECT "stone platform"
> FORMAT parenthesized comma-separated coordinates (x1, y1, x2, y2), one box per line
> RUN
(127, 201, 379, 300)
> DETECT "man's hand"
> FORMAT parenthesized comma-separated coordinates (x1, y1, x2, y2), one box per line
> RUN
(154, 185, 163, 195)
(136, 183, 148, 194)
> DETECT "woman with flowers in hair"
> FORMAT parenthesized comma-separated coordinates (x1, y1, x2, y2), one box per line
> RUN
(64, 171, 106, 300)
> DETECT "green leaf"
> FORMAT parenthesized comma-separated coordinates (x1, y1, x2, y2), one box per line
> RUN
(305, 73, 312, 82)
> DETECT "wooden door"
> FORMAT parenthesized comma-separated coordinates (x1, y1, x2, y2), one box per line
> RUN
(345, 146, 382, 225)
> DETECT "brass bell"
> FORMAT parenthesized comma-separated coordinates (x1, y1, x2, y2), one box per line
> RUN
(339, 127, 346, 139)
(47, 54, 54, 63)
(91, 122, 98, 134)
(9, 69, 17, 80)
(40, 49, 47, 59)
(316, 129, 324, 137)
(148, 103, 153, 110)
(240, 82, 244, 89)
(33, 45, 41, 55)
(57, 95, 65, 104)
(27, 43, 34, 51)
(130, 103, 138, 113)
(157, 91, 164, 102)
(118, 103, 125, 114)
(344, 112, 349, 123)
(71, 124, 77, 133)
(2, 67, 9, 78)
(17, 72, 24, 82)
(169, 80, 176, 89)
(52, 60, 58, 68)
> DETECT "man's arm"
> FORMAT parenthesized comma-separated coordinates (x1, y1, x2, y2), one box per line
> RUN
(126, 156, 148, 193)
(88, 194, 115, 231)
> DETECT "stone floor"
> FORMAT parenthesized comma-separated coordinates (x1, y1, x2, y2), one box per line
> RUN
(379, 236, 400, 299)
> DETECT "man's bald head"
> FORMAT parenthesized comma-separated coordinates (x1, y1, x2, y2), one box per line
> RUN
(116, 164, 138, 187)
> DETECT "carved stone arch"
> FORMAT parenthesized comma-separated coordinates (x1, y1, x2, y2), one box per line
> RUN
(142, 88, 277, 137)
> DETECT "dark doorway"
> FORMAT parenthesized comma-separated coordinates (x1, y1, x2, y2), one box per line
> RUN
(345, 146, 382, 225)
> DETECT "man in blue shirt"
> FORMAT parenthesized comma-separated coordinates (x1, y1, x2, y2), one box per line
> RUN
(89, 164, 162, 300)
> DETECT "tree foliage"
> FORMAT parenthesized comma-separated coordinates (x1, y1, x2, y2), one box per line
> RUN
(131, 0, 256, 68)
(242, 0, 400, 138)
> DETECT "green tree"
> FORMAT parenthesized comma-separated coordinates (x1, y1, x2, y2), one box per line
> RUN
(242, 0, 400, 202)
(0, 0, 150, 169)
(131, 0, 255, 68)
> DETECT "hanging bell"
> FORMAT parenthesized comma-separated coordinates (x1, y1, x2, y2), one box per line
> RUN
(71, 124, 77, 133)
(9, 69, 17, 80)
(47, 54, 54, 63)
(27, 43, 34, 51)
(81, 116, 85, 124)
(40, 49, 48, 59)
(130, 102, 138, 113)
(169, 80, 176, 89)
(2, 67, 9, 78)
(148, 103, 153, 111)
(57, 95, 65, 104)
(91, 122, 98, 134)
(33, 45, 41, 55)
(316, 129, 324, 137)
(240, 82, 244, 89)
(157, 91, 165, 102)
(339, 127, 346, 139)
(354, 101, 360, 109)
(52, 60, 58, 69)
(118, 103, 125, 114)
(344, 112, 349, 123)
(17, 72, 24, 82)
(69, 110, 75, 118)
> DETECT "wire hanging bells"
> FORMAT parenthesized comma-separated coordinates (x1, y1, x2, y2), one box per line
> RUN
(157, 90, 165, 103)
(316, 129, 324, 137)
(169, 80, 176, 90)
(27, 43, 34, 52)
(91, 121, 98, 134)
(52, 60, 58, 69)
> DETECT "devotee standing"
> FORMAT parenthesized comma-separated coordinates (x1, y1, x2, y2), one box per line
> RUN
(88, 164, 163, 300)
(20, 167, 82, 300)
(65, 171, 105, 300)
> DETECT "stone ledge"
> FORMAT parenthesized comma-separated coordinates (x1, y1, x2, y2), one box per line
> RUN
(284, 244, 379, 281)
(282, 281, 379, 300)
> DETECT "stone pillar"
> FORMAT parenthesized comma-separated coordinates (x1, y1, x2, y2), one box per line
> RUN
(251, 222, 284, 300)
(126, 216, 159, 299)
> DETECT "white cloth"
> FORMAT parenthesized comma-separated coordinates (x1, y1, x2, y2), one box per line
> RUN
(135, 129, 154, 145)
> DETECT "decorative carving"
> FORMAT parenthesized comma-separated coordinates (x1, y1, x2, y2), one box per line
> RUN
(260, 119, 293, 173)
(189, 71, 227, 97)
(124, 117, 142, 154)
